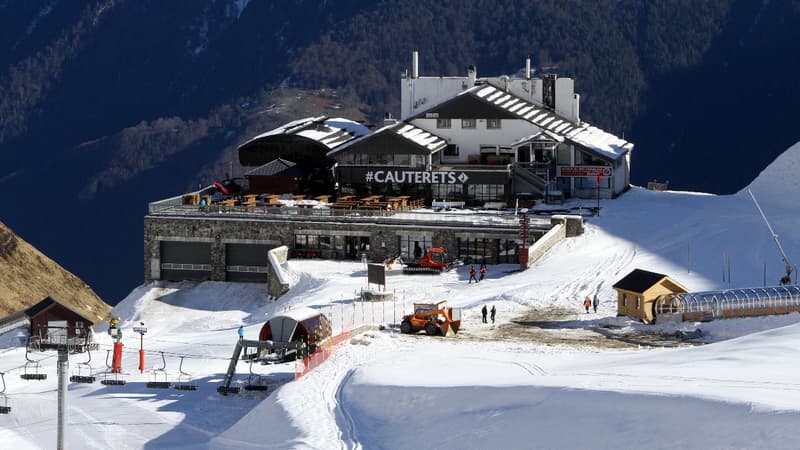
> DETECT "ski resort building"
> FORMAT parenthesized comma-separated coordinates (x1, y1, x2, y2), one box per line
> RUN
(239, 53, 633, 206)
(143, 53, 616, 289)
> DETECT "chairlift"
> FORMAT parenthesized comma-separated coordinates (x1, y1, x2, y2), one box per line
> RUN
(0, 372, 11, 414)
(146, 352, 171, 389)
(69, 348, 96, 384)
(243, 360, 268, 392)
(20, 344, 47, 381)
(100, 349, 126, 386)
(173, 356, 197, 391)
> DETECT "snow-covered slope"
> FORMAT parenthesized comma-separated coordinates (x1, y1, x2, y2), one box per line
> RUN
(2, 140, 800, 449)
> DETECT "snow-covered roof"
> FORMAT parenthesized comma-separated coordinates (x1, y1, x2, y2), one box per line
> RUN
(472, 84, 633, 160)
(239, 116, 370, 151)
(275, 306, 324, 323)
(327, 121, 447, 157)
(511, 130, 565, 147)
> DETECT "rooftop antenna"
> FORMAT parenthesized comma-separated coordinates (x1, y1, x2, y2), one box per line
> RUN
(748, 188, 794, 285)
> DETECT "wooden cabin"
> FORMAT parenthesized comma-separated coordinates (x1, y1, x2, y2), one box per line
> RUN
(612, 269, 689, 324)
(24, 296, 96, 344)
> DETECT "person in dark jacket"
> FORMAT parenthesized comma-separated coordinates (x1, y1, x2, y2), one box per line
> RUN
(469, 266, 478, 283)
(490, 305, 496, 323)
(592, 294, 599, 313)
(481, 305, 488, 323)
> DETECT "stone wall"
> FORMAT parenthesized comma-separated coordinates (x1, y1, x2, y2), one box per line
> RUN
(144, 214, 550, 283)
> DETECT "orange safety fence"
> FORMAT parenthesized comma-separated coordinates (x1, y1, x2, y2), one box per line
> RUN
(295, 326, 352, 380)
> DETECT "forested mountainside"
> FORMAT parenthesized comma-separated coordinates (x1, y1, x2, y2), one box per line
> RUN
(0, 0, 797, 302)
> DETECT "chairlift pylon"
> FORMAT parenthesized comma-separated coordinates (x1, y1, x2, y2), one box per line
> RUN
(0, 372, 11, 414)
(70, 348, 96, 384)
(20, 342, 47, 381)
(146, 352, 171, 389)
(100, 349, 126, 386)
(174, 356, 197, 391)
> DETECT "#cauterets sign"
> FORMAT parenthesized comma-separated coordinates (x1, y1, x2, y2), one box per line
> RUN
(365, 170, 470, 184)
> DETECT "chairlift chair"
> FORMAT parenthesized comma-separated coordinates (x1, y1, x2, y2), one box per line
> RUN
(70, 348, 96, 384)
(243, 360, 268, 392)
(173, 356, 197, 391)
(0, 372, 11, 414)
(20, 345, 47, 381)
(146, 352, 171, 389)
(100, 349, 126, 386)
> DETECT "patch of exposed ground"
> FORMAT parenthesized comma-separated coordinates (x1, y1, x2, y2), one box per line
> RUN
(455, 307, 699, 349)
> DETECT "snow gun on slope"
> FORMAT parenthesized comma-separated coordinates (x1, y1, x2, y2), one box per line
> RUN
(400, 301, 462, 336)
(748, 188, 795, 285)
(402, 247, 463, 274)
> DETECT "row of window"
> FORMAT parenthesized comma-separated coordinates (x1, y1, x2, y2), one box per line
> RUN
(456, 237, 521, 264)
(294, 234, 370, 259)
(437, 118, 502, 130)
(338, 153, 428, 166)
(430, 184, 505, 201)
(291, 233, 520, 265)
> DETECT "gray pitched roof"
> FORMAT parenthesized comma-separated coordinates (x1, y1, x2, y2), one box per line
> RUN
(244, 158, 308, 177)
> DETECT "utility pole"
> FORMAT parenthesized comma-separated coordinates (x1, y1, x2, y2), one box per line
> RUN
(56, 345, 68, 450)
(595, 174, 602, 216)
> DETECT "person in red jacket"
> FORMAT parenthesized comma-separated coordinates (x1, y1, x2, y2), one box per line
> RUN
(583, 296, 591, 313)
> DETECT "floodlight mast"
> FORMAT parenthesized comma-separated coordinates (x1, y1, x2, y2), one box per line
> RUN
(748, 188, 794, 284)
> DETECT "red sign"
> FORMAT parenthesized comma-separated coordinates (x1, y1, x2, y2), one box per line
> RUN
(558, 166, 612, 177)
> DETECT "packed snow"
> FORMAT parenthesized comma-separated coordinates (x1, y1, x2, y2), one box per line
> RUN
(2, 141, 800, 449)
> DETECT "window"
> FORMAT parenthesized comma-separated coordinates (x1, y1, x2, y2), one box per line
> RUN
(486, 118, 502, 129)
(462, 118, 476, 129)
(468, 184, 505, 201)
(443, 144, 459, 157)
(622, 295, 627, 308)
(636, 297, 641, 310)
(436, 118, 451, 129)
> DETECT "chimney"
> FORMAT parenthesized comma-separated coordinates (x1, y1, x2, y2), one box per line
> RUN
(467, 65, 477, 86)
(525, 58, 531, 79)
(412, 51, 419, 79)
(383, 112, 397, 126)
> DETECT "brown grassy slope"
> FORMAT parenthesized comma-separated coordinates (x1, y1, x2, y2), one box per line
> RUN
(0, 221, 112, 321)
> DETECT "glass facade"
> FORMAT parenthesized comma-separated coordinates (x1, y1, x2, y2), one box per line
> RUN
(398, 235, 433, 261)
(294, 233, 369, 259)
(457, 237, 520, 264)
(467, 184, 505, 201)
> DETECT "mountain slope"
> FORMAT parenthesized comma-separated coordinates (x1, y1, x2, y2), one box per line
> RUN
(0, 220, 111, 320)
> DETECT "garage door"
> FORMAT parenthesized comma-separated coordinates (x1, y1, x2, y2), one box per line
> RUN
(160, 241, 212, 281)
(225, 243, 271, 282)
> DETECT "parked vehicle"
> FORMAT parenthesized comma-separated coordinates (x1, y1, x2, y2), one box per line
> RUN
(400, 301, 462, 336)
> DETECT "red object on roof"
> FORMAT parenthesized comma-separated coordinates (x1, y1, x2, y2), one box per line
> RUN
(214, 181, 229, 195)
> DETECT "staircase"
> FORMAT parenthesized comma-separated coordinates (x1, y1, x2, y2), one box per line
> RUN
(513, 163, 548, 197)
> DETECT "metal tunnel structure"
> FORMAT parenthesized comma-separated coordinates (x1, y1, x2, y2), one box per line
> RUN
(655, 285, 800, 322)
